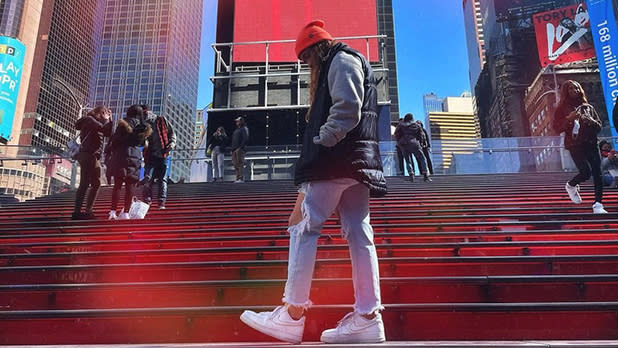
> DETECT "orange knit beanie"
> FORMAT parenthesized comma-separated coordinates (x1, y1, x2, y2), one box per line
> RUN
(295, 20, 333, 58)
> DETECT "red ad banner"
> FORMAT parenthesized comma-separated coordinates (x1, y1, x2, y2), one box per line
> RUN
(232, 0, 378, 63)
(533, 3, 595, 67)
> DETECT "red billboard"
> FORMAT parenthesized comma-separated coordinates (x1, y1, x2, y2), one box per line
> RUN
(232, 0, 378, 62)
(533, 3, 595, 67)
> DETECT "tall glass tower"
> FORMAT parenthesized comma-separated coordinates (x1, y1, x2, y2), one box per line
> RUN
(92, 0, 203, 181)
(20, 0, 104, 152)
(0, 0, 25, 37)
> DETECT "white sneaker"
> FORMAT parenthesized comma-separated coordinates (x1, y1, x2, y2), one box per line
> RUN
(234, 179, 244, 183)
(320, 311, 386, 343)
(593, 202, 608, 214)
(108, 210, 117, 220)
(565, 182, 582, 204)
(240, 305, 304, 344)
(118, 212, 130, 220)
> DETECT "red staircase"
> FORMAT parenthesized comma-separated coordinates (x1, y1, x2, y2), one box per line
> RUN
(1, 173, 618, 344)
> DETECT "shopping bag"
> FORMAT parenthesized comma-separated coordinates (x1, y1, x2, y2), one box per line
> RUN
(128, 197, 150, 219)
(66, 136, 81, 159)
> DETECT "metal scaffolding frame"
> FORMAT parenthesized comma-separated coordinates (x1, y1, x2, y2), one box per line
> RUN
(209, 35, 391, 113)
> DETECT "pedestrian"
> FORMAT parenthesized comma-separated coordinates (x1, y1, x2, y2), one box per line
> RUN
(207, 126, 228, 182)
(107, 104, 152, 220)
(417, 119, 433, 175)
(553, 79, 606, 213)
(599, 140, 618, 188)
(71, 106, 112, 220)
(231, 116, 249, 182)
(394, 113, 430, 182)
(391, 118, 406, 176)
(240, 19, 387, 344)
(141, 105, 176, 209)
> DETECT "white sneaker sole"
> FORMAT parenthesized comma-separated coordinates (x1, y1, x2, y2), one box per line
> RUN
(321, 331, 386, 344)
(565, 184, 582, 204)
(240, 310, 302, 344)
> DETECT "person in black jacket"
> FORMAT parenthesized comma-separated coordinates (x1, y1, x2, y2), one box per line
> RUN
(107, 104, 152, 220)
(141, 105, 176, 209)
(207, 126, 229, 181)
(72, 106, 112, 220)
(417, 120, 433, 175)
(231, 116, 249, 182)
(240, 20, 386, 345)
(394, 113, 430, 182)
(553, 79, 606, 213)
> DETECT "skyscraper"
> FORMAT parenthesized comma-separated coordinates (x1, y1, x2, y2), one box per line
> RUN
(427, 94, 480, 173)
(462, 0, 485, 92)
(423, 92, 444, 128)
(20, 0, 104, 152)
(91, 0, 203, 181)
(0, 0, 25, 37)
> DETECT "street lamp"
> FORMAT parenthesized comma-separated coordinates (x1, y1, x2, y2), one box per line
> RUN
(52, 78, 91, 119)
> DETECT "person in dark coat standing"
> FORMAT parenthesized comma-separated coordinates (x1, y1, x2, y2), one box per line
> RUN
(72, 106, 112, 220)
(141, 105, 176, 209)
(207, 126, 229, 181)
(553, 79, 606, 213)
(417, 120, 433, 175)
(107, 104, 152, 220)
(394, 113, 430, 182)
(231, 116, 249, 182)
(240, 20, 387, 345)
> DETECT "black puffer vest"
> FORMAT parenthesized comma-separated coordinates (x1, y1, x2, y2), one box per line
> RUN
(294, 43, 387, 197)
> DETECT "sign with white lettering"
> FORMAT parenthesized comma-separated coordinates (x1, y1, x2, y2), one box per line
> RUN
(586, 0, 618, 136)
(0, 36, 26, 143)
(533, 3, 595, 67)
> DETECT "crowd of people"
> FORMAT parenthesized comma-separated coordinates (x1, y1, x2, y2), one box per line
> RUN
(71, 104, 176, 220)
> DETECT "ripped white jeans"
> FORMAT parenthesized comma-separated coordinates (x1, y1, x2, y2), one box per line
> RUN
(282, 178, 383, 315)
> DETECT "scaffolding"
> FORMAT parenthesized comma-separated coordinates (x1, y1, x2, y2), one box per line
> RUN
(209, 35, 391, 113)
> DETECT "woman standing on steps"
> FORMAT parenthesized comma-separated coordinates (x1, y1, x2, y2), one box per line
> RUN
(553, 79, 607, 214)
(239, 20, 387, 344)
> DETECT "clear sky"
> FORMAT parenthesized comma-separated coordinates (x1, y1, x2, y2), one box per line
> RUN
(196, 0, 471, 125)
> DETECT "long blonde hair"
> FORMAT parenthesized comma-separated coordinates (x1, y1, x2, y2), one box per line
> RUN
(305, 40, 336, 121)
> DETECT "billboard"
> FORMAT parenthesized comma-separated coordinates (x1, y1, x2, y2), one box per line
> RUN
(0, 36, 25, 143)
(533, 3, 595, 67)
(232, 0, 378, 62)
(586, 0, 618, 136)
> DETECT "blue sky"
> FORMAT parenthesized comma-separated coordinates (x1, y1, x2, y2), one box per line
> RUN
(196, 0, 471, 125)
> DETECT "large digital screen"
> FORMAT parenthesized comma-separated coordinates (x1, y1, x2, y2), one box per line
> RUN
(0, 36, 25, 143)
(232, 0, 378, 62)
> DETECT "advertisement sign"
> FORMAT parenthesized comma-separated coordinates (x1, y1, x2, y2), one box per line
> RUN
(0, 36, 26, 143)
(533, 3, 595, 67)
(233, 0, 378, 62)
(586, 0, 618, 135)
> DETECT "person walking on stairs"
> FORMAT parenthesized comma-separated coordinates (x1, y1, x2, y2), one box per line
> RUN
(553, 79, 607, 213)
(240, 19, 388, 344)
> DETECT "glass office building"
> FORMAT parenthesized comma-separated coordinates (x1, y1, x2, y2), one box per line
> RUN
(20, 0, 103, 152)
(92, 0, 203, 181)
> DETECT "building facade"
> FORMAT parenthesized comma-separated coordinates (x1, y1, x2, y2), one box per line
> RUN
(427, 95, 481, 173)
(20, 0, 103, 153)
(0, 0, 59, 201)
(463, 0, 485, 93)
(91, 0, 203, 181)
(474, 0, 578, 138)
